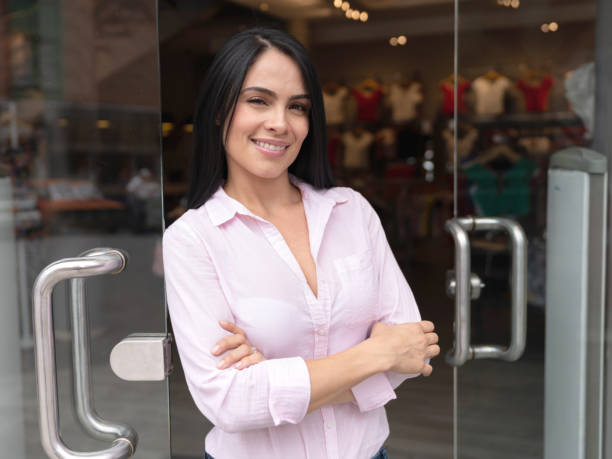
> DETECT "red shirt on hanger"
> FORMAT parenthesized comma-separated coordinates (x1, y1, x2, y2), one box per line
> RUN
(517, 75, 553, 112)
(353, 87, 383, 122)
(440, 80, 470, 116)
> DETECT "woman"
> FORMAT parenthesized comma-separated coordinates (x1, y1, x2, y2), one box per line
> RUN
(163, 28, 439, 459)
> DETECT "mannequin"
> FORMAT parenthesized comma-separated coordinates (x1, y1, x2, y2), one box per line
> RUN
(322, 81, 349, 125)
(517, 66, 554, 112)
(472, 69, 511, 116)
(352, 78, 384, 123)
(439, 74, 470, 116)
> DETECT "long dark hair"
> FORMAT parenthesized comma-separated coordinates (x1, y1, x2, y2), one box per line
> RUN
(187, 28, 334, 209)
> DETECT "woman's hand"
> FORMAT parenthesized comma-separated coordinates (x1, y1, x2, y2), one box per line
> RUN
(369, 320, 440, 376)
(211, 321, 266, 370)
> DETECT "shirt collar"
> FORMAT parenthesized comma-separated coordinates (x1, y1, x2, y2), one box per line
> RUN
(204, 175, 348, 227)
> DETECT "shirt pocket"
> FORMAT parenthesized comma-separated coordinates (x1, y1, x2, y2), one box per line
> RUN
(333, 249, 378, 328)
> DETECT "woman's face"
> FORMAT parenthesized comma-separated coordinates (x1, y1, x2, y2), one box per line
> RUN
(223, 48, 311, 184)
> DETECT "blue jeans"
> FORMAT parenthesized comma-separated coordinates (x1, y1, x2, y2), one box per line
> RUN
(204, 445, 388, 459)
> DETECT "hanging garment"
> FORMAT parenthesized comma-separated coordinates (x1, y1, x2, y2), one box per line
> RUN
(323, 86, 349, 125)
(471, 76, 511, 115)
(342, 130, 374, 169)
(517, 76, 554, 112)
(443, 127, 478, 160)
(388, 82, 423, 123)
(352, 87, 383, 123)
(440, 80, 470, 116)
(463, 157, 538, 217)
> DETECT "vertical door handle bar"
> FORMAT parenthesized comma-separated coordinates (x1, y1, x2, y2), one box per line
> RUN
(71, 249, 137, 445)
(445, 219, 472, 366)
(445, 217, 528, 365)
(33, 248, 137, 459)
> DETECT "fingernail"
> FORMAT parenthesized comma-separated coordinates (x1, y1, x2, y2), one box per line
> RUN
(212, 345, 220, 354)
(216, 359, 226, 369)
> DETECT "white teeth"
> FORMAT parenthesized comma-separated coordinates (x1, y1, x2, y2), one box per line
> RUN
(254, 140, 287, 151)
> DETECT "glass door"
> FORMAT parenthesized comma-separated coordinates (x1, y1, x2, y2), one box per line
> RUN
(159, 1, 458, 458)
(453, 0, 602, 458)
(0, 0, 169, 457)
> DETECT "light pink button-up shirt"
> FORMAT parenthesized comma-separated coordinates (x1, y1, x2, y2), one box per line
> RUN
(163, 176, 422, 459)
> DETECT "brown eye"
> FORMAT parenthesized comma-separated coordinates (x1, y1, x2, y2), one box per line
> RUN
(290, 103, 309, 113)
(248, 98, 266, 106)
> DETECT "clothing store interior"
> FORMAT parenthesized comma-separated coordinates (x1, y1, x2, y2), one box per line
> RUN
(0, 0, 598, 458)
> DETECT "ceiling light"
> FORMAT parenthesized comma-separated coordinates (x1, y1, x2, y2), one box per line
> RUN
(549, 21, 558, 32)
(397, 35, 407, 45)
(351, 9, 360, 20)
(541, 23, 549, 32)
(503, 0, 511, 6)
(359, 11, 368, 22)
(345, 8, 352, 18)
(510, 0, 520, 8)
(333, 0, 342, 7)
(341, 1, 350, 11)
(389, 37, 398, 46)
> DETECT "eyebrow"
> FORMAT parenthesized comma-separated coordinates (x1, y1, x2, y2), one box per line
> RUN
(241, 86, 310, 101)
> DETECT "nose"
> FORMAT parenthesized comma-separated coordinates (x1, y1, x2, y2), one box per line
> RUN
(263, 106, 288, 133)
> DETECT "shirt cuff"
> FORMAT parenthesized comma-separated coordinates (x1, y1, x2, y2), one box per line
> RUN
(351, 372, 396, 412)
(266, 357, 311, 426)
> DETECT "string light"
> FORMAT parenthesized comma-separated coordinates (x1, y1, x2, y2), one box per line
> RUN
(397, 35, 407, 45)
(541, 22, 558, 33)
(389, 37, 398, 46)
(333, 1, 368, 22)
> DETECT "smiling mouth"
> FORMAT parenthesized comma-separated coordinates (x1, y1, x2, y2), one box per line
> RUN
(252, 139, 289, 152)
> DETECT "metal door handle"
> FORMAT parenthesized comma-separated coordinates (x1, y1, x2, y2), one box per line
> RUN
(445, 217, 528, 366)
(445, 219, 471, 366)
(33, 248, 137, 459)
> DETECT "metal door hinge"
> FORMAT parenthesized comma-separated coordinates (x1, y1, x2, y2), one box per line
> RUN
(110, 333, 173, 381)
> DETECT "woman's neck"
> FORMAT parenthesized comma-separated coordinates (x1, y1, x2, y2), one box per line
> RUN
(223, 172, 301, 218)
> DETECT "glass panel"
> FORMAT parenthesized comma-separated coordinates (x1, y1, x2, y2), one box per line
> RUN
(0, 0, 168, 457)
(160, 1, 455, 458)
(455, 0, 597, 457)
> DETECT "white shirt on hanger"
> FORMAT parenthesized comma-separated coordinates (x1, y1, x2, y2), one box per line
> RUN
(472, 76, 511, 115)
(388, 82, 423, 123)
(323, 86, 348, 125)
(342, 130, 374, 168)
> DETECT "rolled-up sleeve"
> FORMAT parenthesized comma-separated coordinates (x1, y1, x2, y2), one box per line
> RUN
(163, 220, 311, 432)
(350, 192, 422, 412)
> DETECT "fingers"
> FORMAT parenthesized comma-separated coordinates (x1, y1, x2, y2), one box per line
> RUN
(234, 349, 266, 370)
(211, 332, 247, 356)
(426, 332, 439, 345)
(216, 343, 253, 369)
(421, 363, 433, 377)
(419, 320, 435, 333)
(427, 344, 440, 359)
(219, 320, 246, 336)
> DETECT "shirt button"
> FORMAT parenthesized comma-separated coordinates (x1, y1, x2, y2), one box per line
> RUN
(316, 328, 327, 336)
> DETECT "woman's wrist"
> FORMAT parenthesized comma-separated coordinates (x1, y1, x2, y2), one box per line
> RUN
(359, 336, 394, 373)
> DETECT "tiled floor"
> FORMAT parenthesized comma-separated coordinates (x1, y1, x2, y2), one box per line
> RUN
(9, 233, 545, 458)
